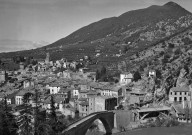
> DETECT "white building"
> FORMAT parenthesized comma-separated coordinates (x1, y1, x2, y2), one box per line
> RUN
(149, 70, 156, 78)
(72, 89, 79, 97)
(49, 83, 61, 94)
(120, 72, 133, 84)
(169, 86, 191, 102)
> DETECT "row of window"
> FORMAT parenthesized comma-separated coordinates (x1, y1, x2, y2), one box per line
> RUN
(171, 92, 188, 95)
(174, 97, 187, 101)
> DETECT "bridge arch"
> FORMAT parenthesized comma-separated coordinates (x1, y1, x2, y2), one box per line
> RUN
(63, 111, 114, 135)
(85, 117, 111, 135)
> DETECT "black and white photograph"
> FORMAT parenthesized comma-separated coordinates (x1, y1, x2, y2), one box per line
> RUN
(0, 0, 192, 135)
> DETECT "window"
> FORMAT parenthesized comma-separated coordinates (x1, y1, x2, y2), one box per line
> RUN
(179, 97, 182, 101)
(184, 97, 187, 101)
(180, 92, 182, 95)
(185, 92, 187, 95)
(175, 92, 177, 95)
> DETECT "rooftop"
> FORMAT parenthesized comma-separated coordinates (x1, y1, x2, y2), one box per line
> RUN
(170, 86, 189, 92)
(137, 106, 171, 112)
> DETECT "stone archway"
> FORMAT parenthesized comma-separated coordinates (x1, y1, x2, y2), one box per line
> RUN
(84, 117, 112, 135)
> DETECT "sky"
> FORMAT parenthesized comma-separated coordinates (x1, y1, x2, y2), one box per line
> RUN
(0, 0, 192, 52)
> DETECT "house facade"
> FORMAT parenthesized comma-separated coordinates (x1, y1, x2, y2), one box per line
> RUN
(120, 72, 133, 84)
(169, 86, 191, 102)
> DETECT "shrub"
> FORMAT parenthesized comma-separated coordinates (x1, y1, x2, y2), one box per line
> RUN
(168, 43, 175, 48)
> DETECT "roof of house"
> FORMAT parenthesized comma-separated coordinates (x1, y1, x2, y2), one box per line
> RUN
(44, 95, 65, 104)
(137, 106, 171, 112)
(172, 103, 185, 114)
(79, 101, 89, 106)
(170, 86, 189, 92)
(96, 95, 117, 100)
(7, 91, 20, 99)
(87, 90, 99, 95)
(65, 104, 76, 112)
(121, 72, 133, 78)
(79, 90, 88, 93)
(78, 98, 88, 101)
(59, 88, 72, 93)
(130, 90, 146, 95)
(16, 90, 30, 96)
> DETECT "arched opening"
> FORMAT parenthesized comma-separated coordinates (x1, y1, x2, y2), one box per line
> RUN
(85, 118, 111, 135)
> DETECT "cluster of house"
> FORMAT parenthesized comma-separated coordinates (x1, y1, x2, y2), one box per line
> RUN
(0, 53, 192, 124)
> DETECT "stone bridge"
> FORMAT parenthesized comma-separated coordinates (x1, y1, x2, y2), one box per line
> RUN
(62, 111, 115, 135)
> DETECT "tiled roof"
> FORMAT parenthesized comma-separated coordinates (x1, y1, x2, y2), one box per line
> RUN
(59, 87, 73, 93)
(87, 90, 99, 95)
(79, 101, 89, 106)
(172, 103, 185, 114)
(170, 86, 189, 92)
(137, 106, 171, 112)
(7, 91, 20, 99)
(44, 95, 65, 104)
(79, 90, 88, 93)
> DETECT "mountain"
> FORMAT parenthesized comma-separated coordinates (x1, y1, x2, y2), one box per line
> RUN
(1, 1, 192, 71)
(47, 1, 191, 48)
(0, 39, 48, 53)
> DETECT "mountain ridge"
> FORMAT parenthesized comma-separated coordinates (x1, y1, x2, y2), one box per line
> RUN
(46, 1, 191, 49)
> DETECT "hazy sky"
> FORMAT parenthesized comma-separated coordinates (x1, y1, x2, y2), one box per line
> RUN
(0, 0, 192, 52)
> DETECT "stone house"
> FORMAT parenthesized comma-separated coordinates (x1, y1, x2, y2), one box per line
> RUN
(171, 101, 192, 123)
(169, 86, 191, 102)
(88, 96, 117, 114)
(129, 91, 146, 105)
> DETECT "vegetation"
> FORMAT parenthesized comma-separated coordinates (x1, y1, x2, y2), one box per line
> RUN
(0, 97, 17, 135)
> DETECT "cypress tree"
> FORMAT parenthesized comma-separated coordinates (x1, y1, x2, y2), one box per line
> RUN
(17, 92, 34, 135)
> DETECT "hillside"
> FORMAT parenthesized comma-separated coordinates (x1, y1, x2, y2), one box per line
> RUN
(1, 1, 192, 71)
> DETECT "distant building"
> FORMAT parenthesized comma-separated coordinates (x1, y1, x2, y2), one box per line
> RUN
(6, 91, 19, 105)
(129, 91, 146, 105)
(171, 101, 192, 123)
(149, 70, 156, 78)
(88, 96, 117, 114)
(19, 62, 25, 70)
(169, 86, 191, 102)
(0, 70, 6, 82)
(120, 72, 133, 84)
(23, 79, 35, 89)
(15, 91, 33, 105)
(79, 100, 89, 117)
(49, 83, 61, 94)
(45, 52, 50, 64)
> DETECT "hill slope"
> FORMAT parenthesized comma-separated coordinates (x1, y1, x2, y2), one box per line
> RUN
(47, 1, 191, 48)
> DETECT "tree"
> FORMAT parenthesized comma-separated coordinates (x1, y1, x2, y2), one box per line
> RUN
(100, 66, 107, 76)
(156, 69, 162, 79)
(33, 89, 41, 135)
(96, 69, 100, 80)
(133, 71, 141, 82)
(17, 92, 34, 135)
(48, 96, 58, 134)
(0, 97, 18, 135)
(122, 46, 128, 53)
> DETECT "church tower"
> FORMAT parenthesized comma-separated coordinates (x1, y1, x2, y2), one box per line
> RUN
(45, 52, 50, 64)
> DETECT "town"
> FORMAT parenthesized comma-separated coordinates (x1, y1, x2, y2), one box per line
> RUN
(0, 50, 191, 135)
